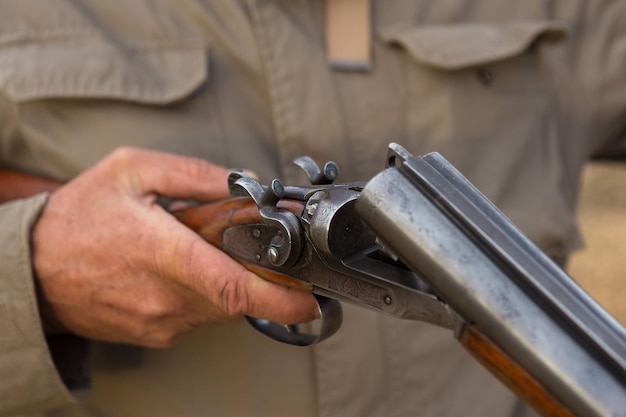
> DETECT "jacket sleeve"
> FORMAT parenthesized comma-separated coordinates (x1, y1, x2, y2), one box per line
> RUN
(0, 193, 85, 415)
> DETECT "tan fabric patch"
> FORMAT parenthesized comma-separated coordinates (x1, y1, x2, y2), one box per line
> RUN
(325, 0, 372, 70)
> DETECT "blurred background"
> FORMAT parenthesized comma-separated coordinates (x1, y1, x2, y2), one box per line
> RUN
(568, 160, 626, 326)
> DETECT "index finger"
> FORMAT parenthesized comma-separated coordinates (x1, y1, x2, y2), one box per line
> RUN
(105, 147, 233, 201)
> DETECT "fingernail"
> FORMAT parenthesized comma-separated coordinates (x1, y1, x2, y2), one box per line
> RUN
(313, 304, 322, 320)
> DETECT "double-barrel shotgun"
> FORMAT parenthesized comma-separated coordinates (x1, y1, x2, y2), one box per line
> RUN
(2, 143, 625, 417)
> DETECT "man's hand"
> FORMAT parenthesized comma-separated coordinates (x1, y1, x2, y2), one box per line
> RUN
(31, 147, 318, 348)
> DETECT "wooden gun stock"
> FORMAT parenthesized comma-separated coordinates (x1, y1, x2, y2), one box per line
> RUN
(0, 167, 62, 203)
(459, 325, 575, 417)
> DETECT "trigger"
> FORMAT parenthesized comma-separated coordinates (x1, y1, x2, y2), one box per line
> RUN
(245, 295, 343, 346)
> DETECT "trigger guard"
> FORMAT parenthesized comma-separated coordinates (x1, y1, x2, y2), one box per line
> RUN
(245, 295, 343, 346)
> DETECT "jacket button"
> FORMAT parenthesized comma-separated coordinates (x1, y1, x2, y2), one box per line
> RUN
(476, 68, 494, 86)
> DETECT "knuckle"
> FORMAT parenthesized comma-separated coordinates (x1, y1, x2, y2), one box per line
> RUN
(133, 309, 193, 349)
(103, 147, 145, 183)
(217, 279, 249, 318)
(110, 146, 141, 162)
(185, 157, 224, 181)
(107, 146, 140, 169)
(133, 293, 177, 321)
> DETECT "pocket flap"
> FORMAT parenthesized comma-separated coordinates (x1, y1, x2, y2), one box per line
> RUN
(0, 39, 208, 104)
(379, 20, 567, 70)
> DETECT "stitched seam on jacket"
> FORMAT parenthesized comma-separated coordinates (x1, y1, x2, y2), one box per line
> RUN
(0, 29, 207, 50)
(247, 0, 286, 166)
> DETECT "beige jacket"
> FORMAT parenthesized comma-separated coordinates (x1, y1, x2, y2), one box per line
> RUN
(1, 1, 625, 416)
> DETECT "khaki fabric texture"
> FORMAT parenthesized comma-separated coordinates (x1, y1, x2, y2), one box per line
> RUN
(0, 1, 625, 416)
(0, 194, 74, 413)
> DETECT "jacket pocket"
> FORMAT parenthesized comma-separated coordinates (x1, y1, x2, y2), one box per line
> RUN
(0, 37, 208, 104)
(379, 20, 567, 70)
(0, 35, 213, 181)
(376, 20, 578, 257)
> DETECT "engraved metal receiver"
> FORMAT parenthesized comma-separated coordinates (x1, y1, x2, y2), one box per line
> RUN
(221, 152, 456, 346)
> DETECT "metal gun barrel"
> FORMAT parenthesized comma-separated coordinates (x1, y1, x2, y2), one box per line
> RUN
(356, 144, 626, 417)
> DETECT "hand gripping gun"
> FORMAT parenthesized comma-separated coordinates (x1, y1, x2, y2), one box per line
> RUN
(175, 143, 626, 417)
